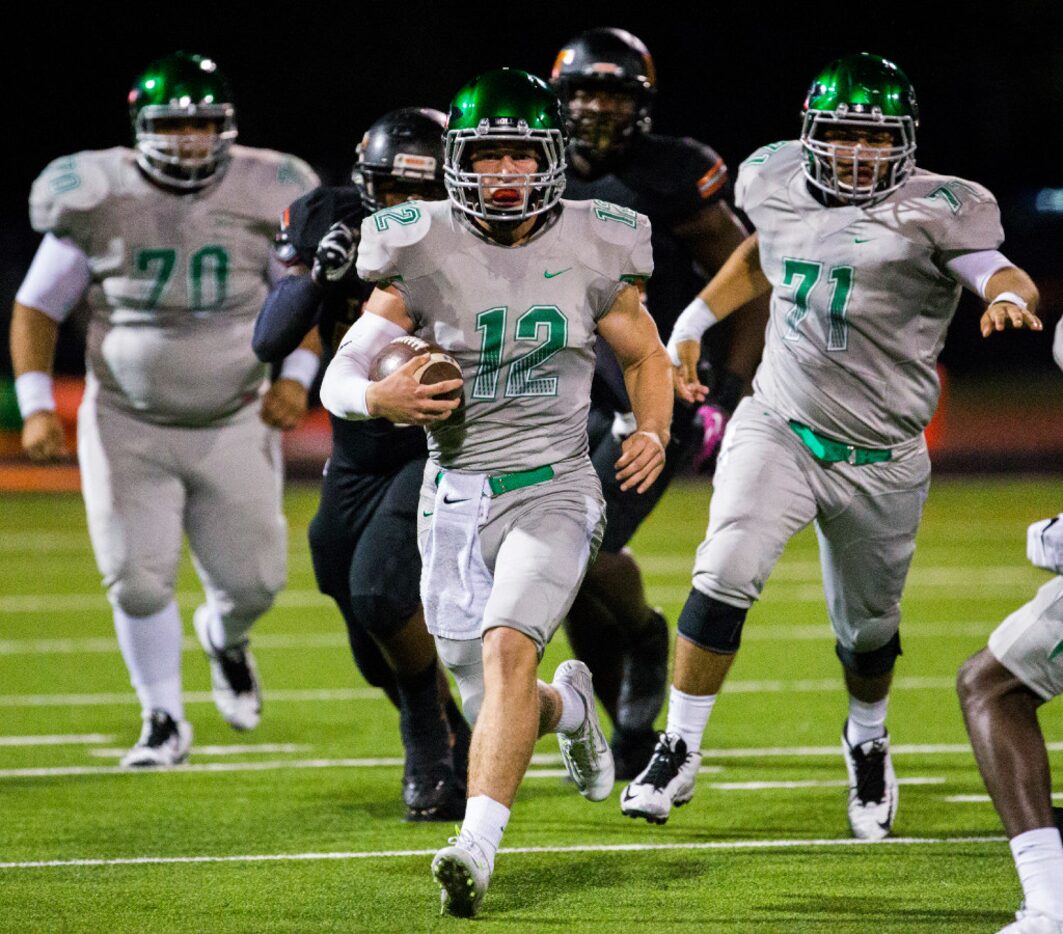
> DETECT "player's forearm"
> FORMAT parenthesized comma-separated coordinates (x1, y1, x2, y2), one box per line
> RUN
(252, 275, 322, 362)
(668, 234, 769, 355)
(10, 302, 59, 376)
(622, 345, 674, 446)
(985, 266, 1039, 313)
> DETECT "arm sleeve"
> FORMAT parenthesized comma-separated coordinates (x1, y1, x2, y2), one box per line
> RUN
(15, 233, 91, 322)
(1053, 316, 1063, 374)
(941, 249, 1015, 298)
(319, 312, 410, 420)
(252, 275, 322, 362)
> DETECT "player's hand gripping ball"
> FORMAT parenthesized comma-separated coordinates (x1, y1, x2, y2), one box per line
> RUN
(369, 336, 463, 402)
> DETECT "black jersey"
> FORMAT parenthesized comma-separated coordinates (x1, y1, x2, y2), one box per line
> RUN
(277, 185, 426, 473)
(564, 132, 727, 341)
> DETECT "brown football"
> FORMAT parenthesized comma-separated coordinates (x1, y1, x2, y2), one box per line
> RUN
(369, 336, 463, 402)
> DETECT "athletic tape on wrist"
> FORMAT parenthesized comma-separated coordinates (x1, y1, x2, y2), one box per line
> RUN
(989, 291, 1028, 311)
(667, 296, 719, 365)
(279, 348, 320, 389)
(14, 371, 56, 418)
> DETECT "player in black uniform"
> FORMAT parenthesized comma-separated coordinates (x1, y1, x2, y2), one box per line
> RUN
(550, 28, 770, 777)
(252, 107, 469, 820)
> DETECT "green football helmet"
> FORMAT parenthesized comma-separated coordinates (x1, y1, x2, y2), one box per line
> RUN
(128, 52, 237, 191)
(800, 52, 918, 205)
(444, 68, 567, 222)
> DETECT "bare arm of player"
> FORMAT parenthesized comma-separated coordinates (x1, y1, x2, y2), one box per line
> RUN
(670, 232, 771, 405)
(260, 329, 320, 430)
(979, 266, 1042, 338)
(598, 284, 673, 494)
(319, 285, 461, 426)
(9, 301, 68, 462)
(673, 202, 771, 386)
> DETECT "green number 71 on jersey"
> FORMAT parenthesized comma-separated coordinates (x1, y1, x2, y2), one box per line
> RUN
(781, 258, 854, 351)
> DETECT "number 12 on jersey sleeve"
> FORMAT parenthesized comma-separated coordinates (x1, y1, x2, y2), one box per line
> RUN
(781, 258, 854, 351)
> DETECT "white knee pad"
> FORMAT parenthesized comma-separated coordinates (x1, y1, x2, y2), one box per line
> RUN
(434, 635, 484, 725)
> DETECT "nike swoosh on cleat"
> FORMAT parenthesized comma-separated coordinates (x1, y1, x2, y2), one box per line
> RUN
(544, 267, 572, 278)
(1048, 639, 1063, 661)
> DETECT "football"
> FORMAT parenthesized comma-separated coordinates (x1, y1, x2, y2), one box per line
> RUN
(368, 335, 463, 401)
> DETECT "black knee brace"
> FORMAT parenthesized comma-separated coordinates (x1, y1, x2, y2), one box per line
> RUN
(677, 588, 749, 654)
(836, 632, 903, 677)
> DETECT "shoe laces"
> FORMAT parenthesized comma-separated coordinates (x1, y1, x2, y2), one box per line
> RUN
(851, 739, 887, 804)
(445, 831, 489, 870)
(641, 733, 689, 791)
(217, 643, 254, 693)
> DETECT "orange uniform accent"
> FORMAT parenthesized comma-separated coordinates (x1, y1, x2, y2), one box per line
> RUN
(696, 159, 727, 199)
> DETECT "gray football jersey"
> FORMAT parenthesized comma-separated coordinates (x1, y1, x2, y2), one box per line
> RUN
(736, 141, 1004, 448)
(30, 146, 318, 426)
(357, 199, 653, 473)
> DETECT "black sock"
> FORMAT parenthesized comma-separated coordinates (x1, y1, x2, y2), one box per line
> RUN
(396, 663, 450, 766)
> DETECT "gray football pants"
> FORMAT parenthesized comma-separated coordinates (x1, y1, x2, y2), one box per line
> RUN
(78, 388, 287, 641)
(692, 398, 930, 655)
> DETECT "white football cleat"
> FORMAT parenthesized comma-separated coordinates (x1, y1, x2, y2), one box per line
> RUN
(120, 709, 192, 768)
(553, 659, 615, 802)
(842, 722, 898, 841)
(998, 907, 1063, 933)
(193, 605, 261, 731)
(431, 832, 492, 918)
(620, 731, 701, 824)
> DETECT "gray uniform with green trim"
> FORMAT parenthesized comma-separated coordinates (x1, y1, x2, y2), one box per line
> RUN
(356, 199, 651, 696)
(30, 145, 318, 426)
(28, 145, 317, 633)
(690, 141, 1003, 654)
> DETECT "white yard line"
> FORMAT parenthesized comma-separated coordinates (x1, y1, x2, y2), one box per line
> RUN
(0, 835, 1007, 871)
(710, 777, 945, 791)
(0, 734, 113, 747)
(0, 624, 999, 656)
(0, 590, 331, 615)
(0, 688, 380, 707)
(946, 793, 1063, 804)
(88, 743, 312, 758)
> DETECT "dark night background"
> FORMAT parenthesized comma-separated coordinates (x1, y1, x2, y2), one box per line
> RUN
(4, 0, 1063, 380)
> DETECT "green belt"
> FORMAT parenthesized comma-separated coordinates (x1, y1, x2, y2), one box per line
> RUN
(435, 464, 555, 496)
(788, 421, 892, 466)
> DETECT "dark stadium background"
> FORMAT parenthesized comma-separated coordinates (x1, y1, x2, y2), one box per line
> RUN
(3, 0, 1062, 385)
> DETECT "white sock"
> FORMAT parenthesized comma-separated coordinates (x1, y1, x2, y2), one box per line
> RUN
(460, 795, 510, 871)
(1011, 827, 1063, 918)
(113, 601, 184, 721)
(665, 686, 716, 753)
(553, 680, 584, 734)
(846, 696, 889, 746)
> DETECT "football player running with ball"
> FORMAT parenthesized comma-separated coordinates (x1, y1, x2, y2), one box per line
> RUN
(550, 26, 770, 779)
(10, 53, 319, 766)
(321, 69, 673, 916)
(253, 107, 470, 821)
(620, 53, 1041, 840)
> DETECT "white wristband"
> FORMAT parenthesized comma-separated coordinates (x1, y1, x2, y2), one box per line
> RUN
(278, 348, 320, 389)
(989, 291, 1028, 311)
(666, 296, 719, 366)
(15, 371, 56, 418)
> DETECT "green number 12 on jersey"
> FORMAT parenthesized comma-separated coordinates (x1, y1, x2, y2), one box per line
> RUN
(473, 305, 569, 399)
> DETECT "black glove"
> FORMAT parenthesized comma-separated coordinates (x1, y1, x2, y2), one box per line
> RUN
(311, 220, 359, 287)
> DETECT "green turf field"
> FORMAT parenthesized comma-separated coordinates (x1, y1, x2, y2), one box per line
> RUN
(1, 477, 1060, 932)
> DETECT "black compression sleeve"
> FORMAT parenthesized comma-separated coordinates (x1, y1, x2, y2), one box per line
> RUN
(252, 275, 322, 362)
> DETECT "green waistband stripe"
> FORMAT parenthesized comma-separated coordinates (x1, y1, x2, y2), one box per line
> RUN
(488, 465, 555, 495)
(788, 421, 892, 465)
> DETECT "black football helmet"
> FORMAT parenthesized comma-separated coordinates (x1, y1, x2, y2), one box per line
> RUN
(550, 27, 656, 164)
(352, 107, 447, 213)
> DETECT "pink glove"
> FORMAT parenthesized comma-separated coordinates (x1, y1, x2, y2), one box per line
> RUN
(692, 403, 729, 474)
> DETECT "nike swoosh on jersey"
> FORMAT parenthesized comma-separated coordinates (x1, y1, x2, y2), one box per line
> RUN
(544, 267, 572, 278)
(854, 238, 873, 244)
(422, 510, 434, 517)
(442, 495, 471, 505)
